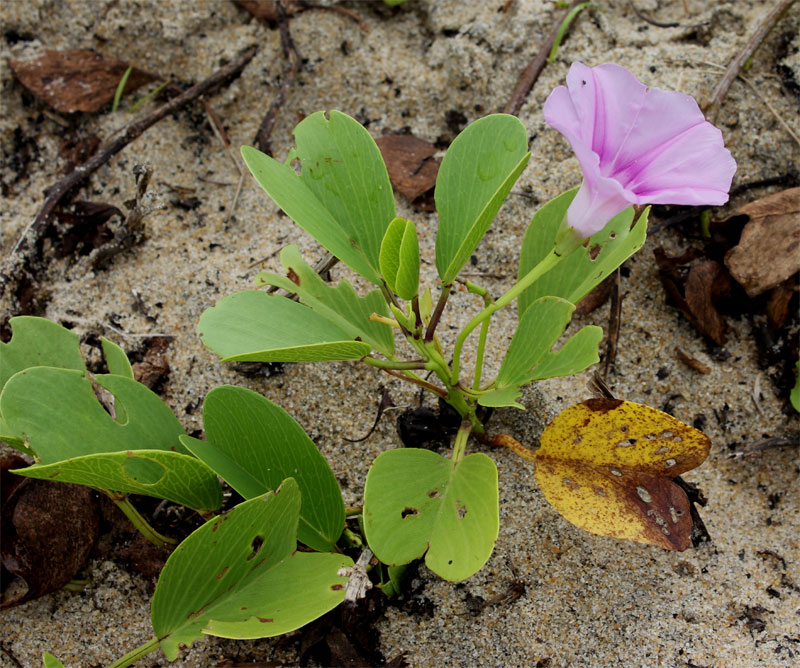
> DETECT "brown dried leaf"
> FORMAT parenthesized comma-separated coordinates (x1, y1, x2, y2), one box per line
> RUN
(1, 474, 99, 608)
(233, 0, 303, 21)
(9, 49, 157, 113)
(723, 187, 800, 297)
(575, 273, 615, 315)
(132, 336, 171, 391)
(59, 135, 101, 174)
(765, 278, 796, 330)
(376, 134, 441, 204)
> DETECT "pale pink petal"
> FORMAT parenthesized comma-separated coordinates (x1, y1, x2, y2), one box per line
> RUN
(566, 175, 632, 238)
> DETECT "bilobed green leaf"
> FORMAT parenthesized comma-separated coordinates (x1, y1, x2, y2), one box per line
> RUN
(435, 114, 530, 283)
(42, 653, 65, 668)
(0, 316, 84, 389)
(255, 245, 394, 356)
(198, 290, 373, 363)
(0, 368, 188, 464)
(101, 336, 134, 378)
(152, 479, 352, 659)
(13, 450, 221, 515)
(379, 217, 420, 300)
(518, 189, 648, 315)
(363, 449, 498, 581)
(528, 324, 603, 381)
(241, 110, 395, 285)
(180, 386, 344, 551)
(478, 298, 601, 409)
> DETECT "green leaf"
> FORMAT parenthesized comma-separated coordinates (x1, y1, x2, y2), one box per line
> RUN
(363, 449, 498, 581)
(42, 653, 65, 668)
(478, 298, 601, 408)
(435, 114, 530, 283)
(241, 110, 395, 284)
(518, 189, 648, 314)
(528, 324, 603, 381)
(0, 316, 83, 390)
(180, 386, 344, 551)
(792, 353, 800, 413)
(198, 290, 373, 363)
(495, 297, 577, 388)
(379, 217, 420, 300)
(101, 337, 134, 378)
(151, 479, 352, 659)
(14, 450, 221, 515)
(255, 245, 394, 356)
(0, 368, 188, 464)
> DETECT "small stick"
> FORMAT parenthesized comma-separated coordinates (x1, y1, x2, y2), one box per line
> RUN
(504, 0, 584, 116)
(705, 0, 797, 124)
(602, 269, 622, 379)
(629, 1, 680, 28)
(338, 547, 374, 604)
(0, 45, 258, 306)
(254, 1, 301, 156)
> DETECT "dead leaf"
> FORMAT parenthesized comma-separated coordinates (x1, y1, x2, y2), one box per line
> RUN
(376, 134, 441, 204)
(1, 472, 99, 608)
(723, 187, 800, 297)
(765, 278, 797, 330)
(534, 399, 711, 551)
(575, 273, 615, 315)
(9, 49, 157, 113)
(59, 135, 101, 174)
(654, 249, 731, 345)
(53, 201, 124, 258)
(233, 0, 303, 21)
(132, 336, 171, 391)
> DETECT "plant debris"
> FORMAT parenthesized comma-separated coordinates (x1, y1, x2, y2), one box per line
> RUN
(1, 456, 99, 608)
(376, 134, 440, 205)
(723, 187, 800, 297)
(9, 49, 157, 113)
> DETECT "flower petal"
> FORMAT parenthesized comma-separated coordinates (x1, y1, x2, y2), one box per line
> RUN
(566, 175, 632, 238)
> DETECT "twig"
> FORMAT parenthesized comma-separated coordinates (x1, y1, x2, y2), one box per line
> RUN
(728, 436, 800, 459)
(338, 547, 374, 604)
(0, 45, 259, 308)
(705, 0, 797, 124)
(602, 269, 622, 378)
(254, 1, 301, 155)
(629, 1, 679, 28)
(504, 0, 584, 116)
(306, 4, 368, 32)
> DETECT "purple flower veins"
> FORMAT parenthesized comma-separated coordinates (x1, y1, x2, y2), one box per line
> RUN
(544, 62, 737, 238)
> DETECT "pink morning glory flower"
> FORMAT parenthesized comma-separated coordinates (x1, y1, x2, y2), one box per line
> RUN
(544, 62, 737, 238)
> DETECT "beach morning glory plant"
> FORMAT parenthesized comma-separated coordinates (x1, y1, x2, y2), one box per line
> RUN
(194, 62, 734, 582)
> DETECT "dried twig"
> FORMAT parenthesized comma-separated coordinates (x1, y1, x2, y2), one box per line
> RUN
(602, 269, 622, 379)
(728, 436, 800, 459)
(0, 45, 258, 310)
(338, 547, 374, 604)
(705, 0, 797, 124)
(629, 1, 680, 28)
(254, 1, 301, 155)
(504, 0, 584, 116)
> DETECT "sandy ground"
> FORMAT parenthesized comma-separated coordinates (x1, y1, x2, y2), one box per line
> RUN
(1, 1, 799, 666)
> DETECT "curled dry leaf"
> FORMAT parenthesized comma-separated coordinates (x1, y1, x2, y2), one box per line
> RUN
(9, 49, 157, 113)
(534, 399, 711, 551)
(654, 248, 731, 345)
(376, 134, 441, 204)
(1, 464, 99, 608)
(723, 187, 800, 297)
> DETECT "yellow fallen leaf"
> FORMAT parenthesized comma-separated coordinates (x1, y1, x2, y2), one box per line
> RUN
(534, 398, 711, 551)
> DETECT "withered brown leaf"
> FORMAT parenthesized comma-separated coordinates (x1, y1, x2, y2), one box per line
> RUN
(9, 49, 157, 113)
(376, 134, 441, 204)
(723, 187, 800, 297)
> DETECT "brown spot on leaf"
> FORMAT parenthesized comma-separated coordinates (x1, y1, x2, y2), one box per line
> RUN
(330, 583, 344, 591)
(287, 268, 300, 286)
(401, 506, 418, 519)
(257, 616, 274, 622)
(9, 49, 157, 113)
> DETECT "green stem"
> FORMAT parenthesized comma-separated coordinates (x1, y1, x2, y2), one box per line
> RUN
(451, 420, 473, 464)
(451, 248, 562, 384)
(362, 357, 427, 371)
(472, 317, 490, 391)
(106, 637, 161, 668)
(106, 492, 177, 549)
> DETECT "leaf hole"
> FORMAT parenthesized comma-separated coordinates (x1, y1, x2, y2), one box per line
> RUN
(616, 438, 637, 448)
(658, 430, 675, 439)
(573, 434, 583, 444)
(609, 467, 623, 477)
(608, 232, 617, 240)
(588, 243, 602, 260)
(456, 503, 467, 519)
(592, 485, 607, 497)
(401, 507, 418, 519)
(647, 508, 669, 534)
(428, 489, 440, 498)
(247, 535, 264, 561)
(562, 476, 580, 490)
(655, 446, 670, 455)
(665, 458, 677, 468)
(636, 486, 653, 503)
(644, 433, 658, 440)
(669, 507, 682, 523)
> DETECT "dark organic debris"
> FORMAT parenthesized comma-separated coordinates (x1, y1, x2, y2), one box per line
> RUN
(131, 335, 171, 391)
(1, 457, 99, 608)
(674, 348, 711, 374)
(233, 0, 303, 22)
(9, 49, 157, 113)
(59, 135, 101, 175)
(52, 201, 124, 258)
(376, 134, 441, 205)
(575, 272, 615, 315)
(723, 187, 800, 297)
(345, 387, 395, 443)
